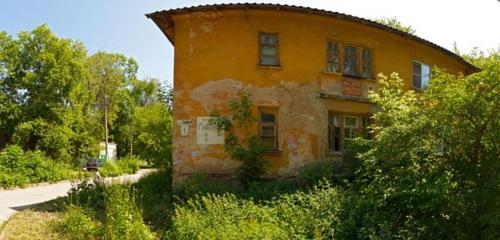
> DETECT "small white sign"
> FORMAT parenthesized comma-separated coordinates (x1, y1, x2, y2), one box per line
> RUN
(177, 120, 192, 137)
(197, 117, 224, 145)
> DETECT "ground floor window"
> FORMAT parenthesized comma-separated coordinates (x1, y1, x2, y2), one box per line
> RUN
(328, 112, 370, 152)
(259, 107, 278, 151)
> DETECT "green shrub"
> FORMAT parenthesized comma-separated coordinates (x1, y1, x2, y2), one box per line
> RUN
(56, 205, 99, 240)
(99, 162, 121, 177)
(168, 181, 344, 239)
(133, 170, 172, 231)
(0, 145, 70, 188)
(117, 156, 140, 174)
(298, 161, 336, 186)
(168, 193, 288, 239)
(63, 183, 156, 239)
(102, 185, 156, 240)
(99, 157, 140, 177)
(175, 172, 238, 198)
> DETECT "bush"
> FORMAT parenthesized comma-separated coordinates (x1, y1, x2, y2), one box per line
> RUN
(99, 157, 140, 177)
(56, 205, 99, 240)
(61, 183, 156, 240)
(0, 145, 70, 188)
(117, 156, 140, 174)
(298, 161, 336, 186)
(99, 162, 121, 177)
(133, 170, 172, 230)
(102, 185, 156, 240)
(167, 181, 344, 239)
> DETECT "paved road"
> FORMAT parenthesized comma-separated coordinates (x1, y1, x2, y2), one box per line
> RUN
(0, 169, 152, 223)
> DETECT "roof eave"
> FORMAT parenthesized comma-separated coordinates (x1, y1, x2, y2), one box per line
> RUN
(146, 13, 175, 45)
(145, 3, 480, 75)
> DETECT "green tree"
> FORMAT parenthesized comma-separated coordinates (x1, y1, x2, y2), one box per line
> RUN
(350, 50, 499, 238)
(375, 17, 416, 34)
(87, 52, 138, 159)
(132, 102, 172, 168)
(0, 25, 97, 164)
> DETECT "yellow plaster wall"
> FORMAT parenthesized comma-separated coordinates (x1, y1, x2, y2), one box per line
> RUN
(169, 9, 469, 181)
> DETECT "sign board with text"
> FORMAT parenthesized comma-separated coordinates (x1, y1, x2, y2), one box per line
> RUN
(196, 117, 224, 145)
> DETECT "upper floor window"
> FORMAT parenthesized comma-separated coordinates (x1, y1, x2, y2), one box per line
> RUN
(259, 107, 278, 151)
(259, 33, 279, 66)
(412, 61, 430, 89)
(326, 41, 340, 73)
(343, 46, 358, 76)
(361, 48, 373, 79)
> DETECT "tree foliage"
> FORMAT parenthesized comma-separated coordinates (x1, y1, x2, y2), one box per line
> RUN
(212, 93, 268, 184)
(349, 50, 499, 238)
(0, 25, 173, 170)
(375, 17, 416, 34)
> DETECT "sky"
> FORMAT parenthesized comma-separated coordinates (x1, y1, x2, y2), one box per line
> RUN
(1, 0, 499, 84)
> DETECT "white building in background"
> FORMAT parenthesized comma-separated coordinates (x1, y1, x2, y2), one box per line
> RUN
(99, 142, 117, 162)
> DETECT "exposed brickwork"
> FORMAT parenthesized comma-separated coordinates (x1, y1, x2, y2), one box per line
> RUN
(342, 78, 362, 96)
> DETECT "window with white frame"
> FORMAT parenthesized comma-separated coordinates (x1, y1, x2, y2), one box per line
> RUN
(344, 116, 358, 140)
(412, 61, 430, 89)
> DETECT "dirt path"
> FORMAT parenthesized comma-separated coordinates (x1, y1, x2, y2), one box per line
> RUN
(0, 169, 152, 223)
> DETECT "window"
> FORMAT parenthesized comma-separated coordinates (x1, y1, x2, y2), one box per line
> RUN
(344, 116, 358, 140)
(328, 113, 341, 151)
(259, 33, 279, 66)
(362, 116, 372, 139)
(328, 113, 368, 152)
(326, 41, 340, 73)
(412, 61, 430, 89)
(259, 108, 278, 151)
(361, 48, 373, 79)
(343, 46, 358, 76)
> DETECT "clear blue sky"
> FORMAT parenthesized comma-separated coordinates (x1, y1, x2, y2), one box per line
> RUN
(1, 0, 499, 84)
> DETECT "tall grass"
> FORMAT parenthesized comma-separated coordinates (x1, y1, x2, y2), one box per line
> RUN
(59, 182, 156, 239)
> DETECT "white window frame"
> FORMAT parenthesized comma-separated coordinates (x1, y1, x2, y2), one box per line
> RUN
(344, 116, 358, 140)
(412, 60, 431, 89)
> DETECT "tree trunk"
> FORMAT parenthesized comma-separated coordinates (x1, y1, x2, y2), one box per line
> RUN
(129, 123, 133, 157)
(104, 105, 109, 160)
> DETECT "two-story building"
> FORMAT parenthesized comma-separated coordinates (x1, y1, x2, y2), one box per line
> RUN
(146, 3, 478, 183)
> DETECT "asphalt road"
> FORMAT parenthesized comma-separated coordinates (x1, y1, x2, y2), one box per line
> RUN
(0, 169, 152, 223)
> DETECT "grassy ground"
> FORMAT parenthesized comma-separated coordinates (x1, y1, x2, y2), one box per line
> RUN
(0, 167, 341, 239)
(0, 210, 62, 240)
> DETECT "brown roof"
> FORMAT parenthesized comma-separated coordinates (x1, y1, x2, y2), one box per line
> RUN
(146, 3, 480, 74)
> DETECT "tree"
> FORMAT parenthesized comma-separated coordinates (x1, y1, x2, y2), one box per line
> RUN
(0, 25, 97, 164)
(87, 52, 138, 159)
(349, 50, 499, 238)
(212, 94, 268, 185)
(375, 17, 416, 34)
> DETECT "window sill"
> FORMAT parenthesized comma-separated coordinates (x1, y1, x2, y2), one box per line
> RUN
(411, 87, 425, 92)
(257, 65, 282, 70)
(328, 151, 343, 156)
(323, 71, 343, 76)
(323, 72, 375, 80)
(263, 150, 282, 156)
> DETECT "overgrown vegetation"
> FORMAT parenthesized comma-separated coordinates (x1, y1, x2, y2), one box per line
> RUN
(211, 93, 268, 184)
(1, 24, 498, 239)
(0, 145, 70, 188)
(98, 156, 140, 177)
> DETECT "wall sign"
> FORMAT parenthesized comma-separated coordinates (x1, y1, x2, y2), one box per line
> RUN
(197, 117, 224, 145)
(177, 120, 192, 137)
